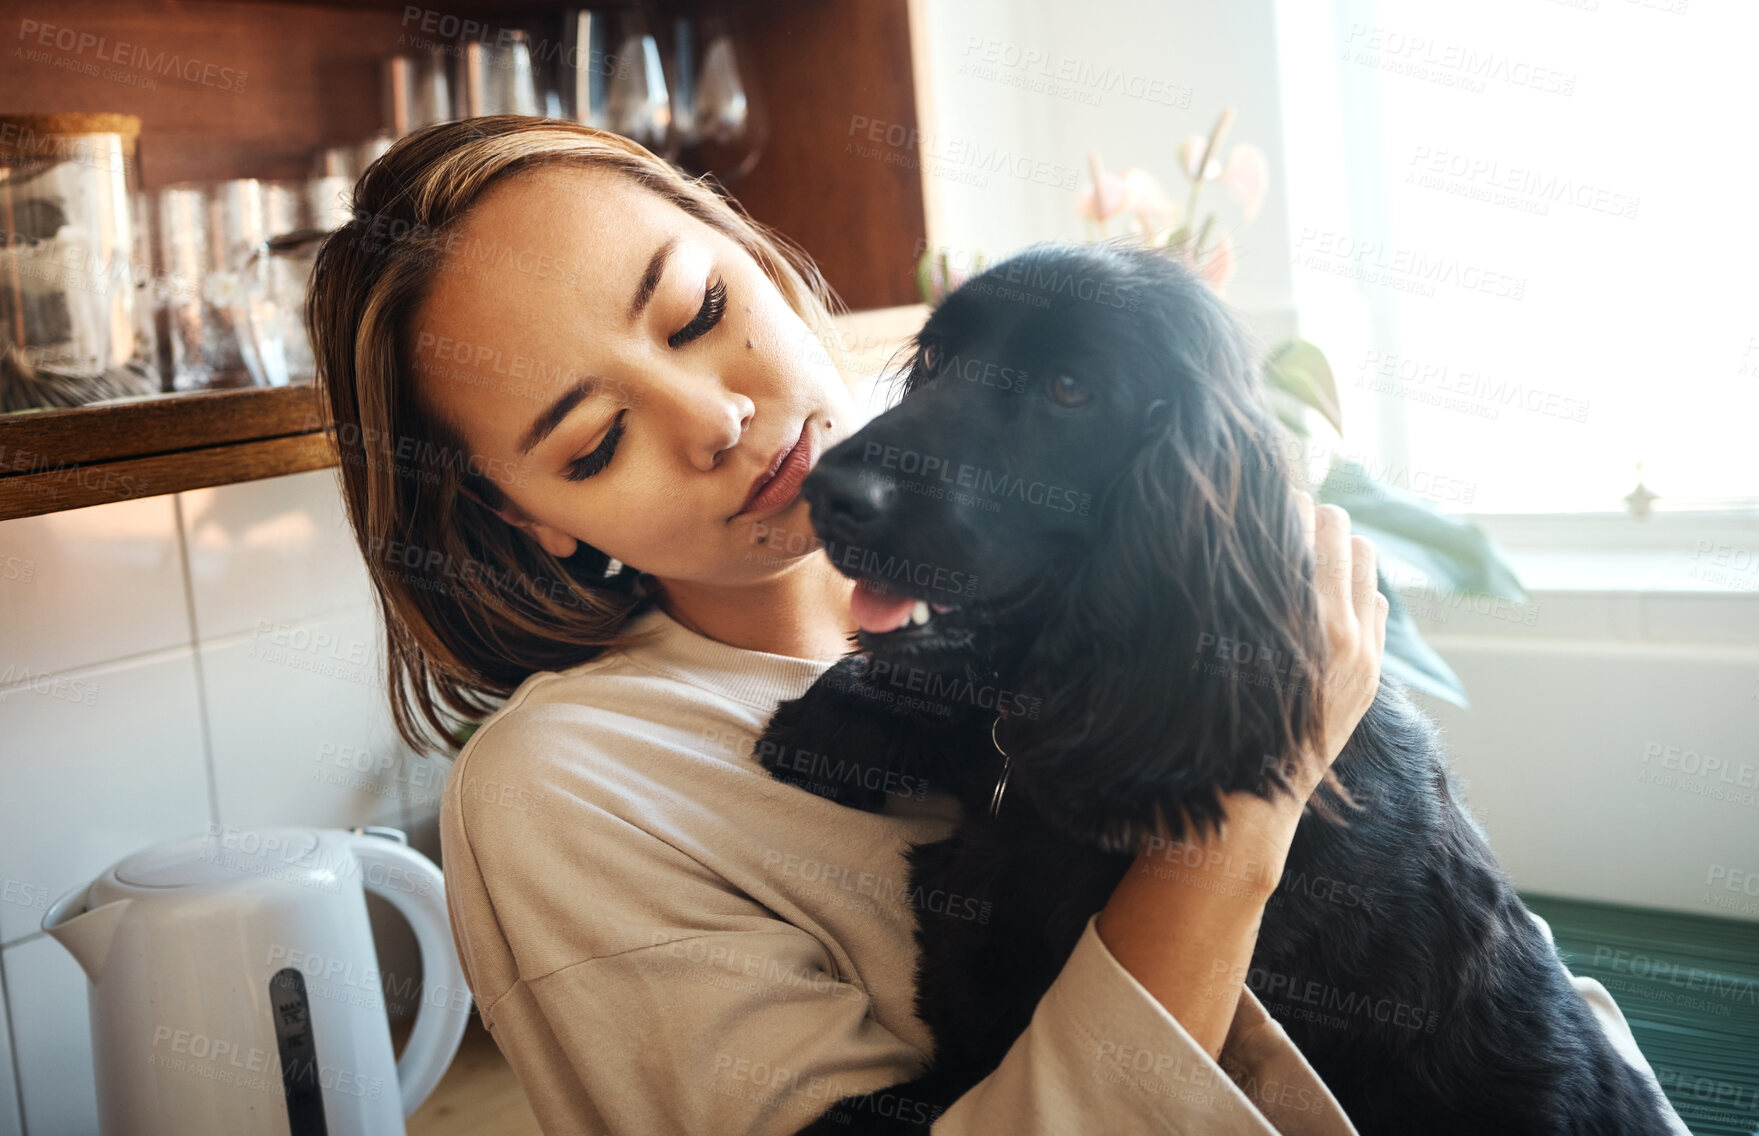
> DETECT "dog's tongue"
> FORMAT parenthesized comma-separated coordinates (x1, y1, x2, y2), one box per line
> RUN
(850, 580, 916, 633)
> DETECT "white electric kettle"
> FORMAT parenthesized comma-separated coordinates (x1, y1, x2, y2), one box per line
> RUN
(42, 824, 471, 1135)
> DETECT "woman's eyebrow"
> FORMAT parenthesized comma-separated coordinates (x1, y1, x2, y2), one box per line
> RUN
(519, 377, 600, 456)
(629, 237, 678, 323)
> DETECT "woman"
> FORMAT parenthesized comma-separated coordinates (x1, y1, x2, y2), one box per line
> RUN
(306, 117, 1682, 1135)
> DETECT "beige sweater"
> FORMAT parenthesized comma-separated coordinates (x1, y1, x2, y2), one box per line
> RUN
(437, 604, 1688, 1135)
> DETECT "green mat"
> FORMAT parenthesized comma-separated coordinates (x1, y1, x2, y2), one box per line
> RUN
(1521, 893, 1759, 1136)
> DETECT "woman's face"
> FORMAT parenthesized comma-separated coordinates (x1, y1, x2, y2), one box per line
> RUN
(413, 165, 859, 588)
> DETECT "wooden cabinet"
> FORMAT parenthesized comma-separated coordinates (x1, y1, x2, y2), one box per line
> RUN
(0, 0, 932, 520)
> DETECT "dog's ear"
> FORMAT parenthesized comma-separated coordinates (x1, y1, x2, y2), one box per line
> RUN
(1004, 394, 1330, 856)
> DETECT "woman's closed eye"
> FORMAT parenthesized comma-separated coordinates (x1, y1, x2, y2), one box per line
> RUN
(668, 278, 727, 348)
(564, 407, 627, 482)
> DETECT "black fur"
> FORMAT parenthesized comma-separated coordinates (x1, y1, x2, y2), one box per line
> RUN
(756, 243, 1675, 1135)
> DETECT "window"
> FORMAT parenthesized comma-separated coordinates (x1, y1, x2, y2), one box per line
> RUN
(1273, 0, 1759, 515)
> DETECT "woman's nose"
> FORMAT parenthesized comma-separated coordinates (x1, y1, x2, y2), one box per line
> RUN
(649, 369, 755, 470)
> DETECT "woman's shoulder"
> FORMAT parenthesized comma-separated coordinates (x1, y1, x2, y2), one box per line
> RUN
(447, 651, 679, 790)
(449, 655, 637, 767)
(459, 605, 712, 749)
(443, 605, 827, 822)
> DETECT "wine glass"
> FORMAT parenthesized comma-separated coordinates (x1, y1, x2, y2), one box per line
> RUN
(690, 13, 764, 182)
(604, 7, 672, 156)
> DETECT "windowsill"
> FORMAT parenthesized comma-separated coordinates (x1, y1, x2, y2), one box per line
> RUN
(1459, 509, 1759, 596)
(1372, 513, 1759, 647)
(1486, 550, 1759, 596)
(1386, 510, 1759, 645)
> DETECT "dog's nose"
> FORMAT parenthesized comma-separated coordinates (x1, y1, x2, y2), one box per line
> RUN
(803, 458, 896, 543)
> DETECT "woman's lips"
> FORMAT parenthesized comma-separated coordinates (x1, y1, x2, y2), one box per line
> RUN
(733, 424, 813, 520)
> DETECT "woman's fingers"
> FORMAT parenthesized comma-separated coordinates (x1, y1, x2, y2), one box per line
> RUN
(1351, 534, 1381, 625)
(1347, 533, 1387, 707)
(1293, 498, 1388, 793)
(1313, 503, 1355, 644)
(1294, 487, 1317, 547)
(1294, 488, 1384, 685)
(1355, 533, 1389, 657)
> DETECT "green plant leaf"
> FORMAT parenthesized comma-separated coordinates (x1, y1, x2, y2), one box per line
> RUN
(915, 248, 939, 308)
(1377, 571, 1468, 707)
(1319, 458, 1526, 603)
(1267, 389, 1316, 441)
(1263, 339, 1344, 436)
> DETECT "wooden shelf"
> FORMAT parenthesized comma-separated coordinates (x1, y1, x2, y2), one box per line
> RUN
(0, 387, 333, 519)
(0, 385, 322, 470)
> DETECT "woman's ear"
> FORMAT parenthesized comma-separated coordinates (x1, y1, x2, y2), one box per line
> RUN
(1007, 411, 1327, 855)
(493, 499, 581, 560)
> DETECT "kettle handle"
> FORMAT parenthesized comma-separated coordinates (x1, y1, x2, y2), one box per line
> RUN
(345, 827, 472, 1118)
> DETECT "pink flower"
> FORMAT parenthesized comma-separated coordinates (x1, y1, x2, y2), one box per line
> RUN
(1120, 168, 1180, 236)
(1219, 144, 1269, 222)
(1079, 153, 1180, 234)
(1078, 170, 1129, 222)
(1196, 232, 1236, 295)
(1078, 151, 1129, 221)
(1177, 134, 1221, 181)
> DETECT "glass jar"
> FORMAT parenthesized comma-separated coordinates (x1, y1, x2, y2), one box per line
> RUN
(0, 113, 160, 412)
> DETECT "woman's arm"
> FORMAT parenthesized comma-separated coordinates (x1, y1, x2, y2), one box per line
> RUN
(1097, 793, 1311, 1060)
(1096, 494, 1388, 1059)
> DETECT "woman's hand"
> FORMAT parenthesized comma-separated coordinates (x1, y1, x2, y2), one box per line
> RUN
(1288, 488, 1389, 801)
(1094, 491, 1388, 1061)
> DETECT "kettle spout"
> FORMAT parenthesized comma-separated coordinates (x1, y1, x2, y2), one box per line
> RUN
(42, 883, 130, 984)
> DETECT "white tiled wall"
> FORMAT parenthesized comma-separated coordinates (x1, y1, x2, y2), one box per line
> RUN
(0, 651, 209, 946)
(4, 936, 94, 1136)
(0, 469, 445, 1135)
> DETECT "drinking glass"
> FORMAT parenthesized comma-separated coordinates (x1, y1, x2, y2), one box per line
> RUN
(235, 175, 353, 387)
(454, 34, 539, 117)
(0, 113, 159, 411)
(383, 49, 453, 137)
(560, 9, 615, 128)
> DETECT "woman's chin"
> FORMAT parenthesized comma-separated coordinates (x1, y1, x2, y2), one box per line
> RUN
(738, 503, 822, 567)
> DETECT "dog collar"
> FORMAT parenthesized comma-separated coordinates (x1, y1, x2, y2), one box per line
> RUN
(988, 712, 1013, 819)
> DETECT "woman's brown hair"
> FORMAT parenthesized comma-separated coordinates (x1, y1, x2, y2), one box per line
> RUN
(306, 115, 851, 756)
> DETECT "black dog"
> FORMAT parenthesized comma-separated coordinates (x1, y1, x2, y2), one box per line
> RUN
(755, 243, 1674, 1135)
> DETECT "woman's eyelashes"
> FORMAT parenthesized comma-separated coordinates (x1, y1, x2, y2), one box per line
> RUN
(563, 407, 628, 482)
(668, 278, 728, 348)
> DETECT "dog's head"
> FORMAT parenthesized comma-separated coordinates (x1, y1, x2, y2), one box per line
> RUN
(803, 242, 1329, 852)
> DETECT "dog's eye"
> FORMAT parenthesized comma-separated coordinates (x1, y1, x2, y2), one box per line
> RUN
(1048, 373, 1092, 408)
(919, 342, 943, 373)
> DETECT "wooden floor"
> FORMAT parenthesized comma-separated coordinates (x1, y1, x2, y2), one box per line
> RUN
(394, 1015, 544, 1136)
